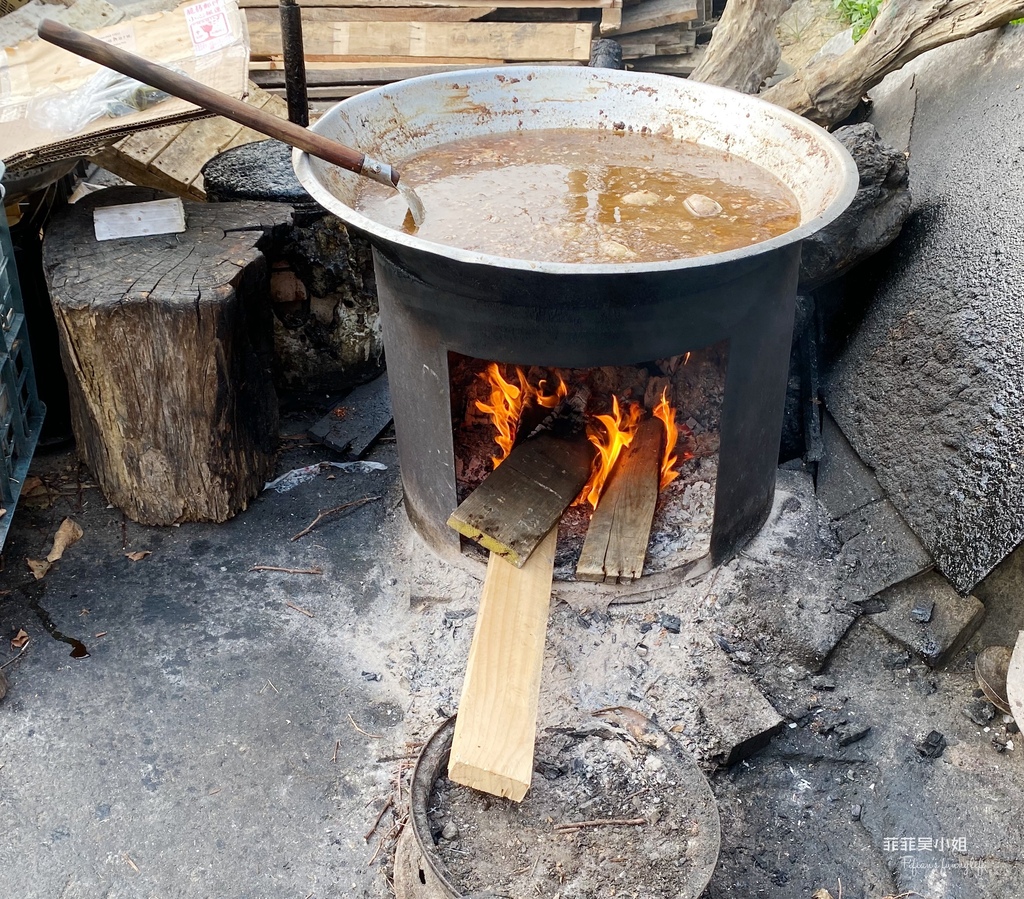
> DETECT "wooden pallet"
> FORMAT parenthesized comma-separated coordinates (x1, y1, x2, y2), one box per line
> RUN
(242, 0, 709, 91)
(90, 84, 289, 201)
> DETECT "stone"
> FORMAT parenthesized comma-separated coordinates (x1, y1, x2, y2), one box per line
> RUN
(698, 646, 785, 766)
(834, 497, 933, 603)
(909, 600, 935, 624)
(309, 374, 393, 459)
(962, 699, 996, 728)
(836, 724, 871, 747)
(816, 412, 884, 522)
(914, 730, 947, 759)
(440, 822, 459, 841)
(850, 804, 862, 822)
(798, 123, 912, 290)
(867, 571, 985, 668)
(825, 28, 1024, 594)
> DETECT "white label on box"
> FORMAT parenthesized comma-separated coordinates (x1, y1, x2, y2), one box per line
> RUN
(93, 198, 187, 242)
(183, 0, 235, 56)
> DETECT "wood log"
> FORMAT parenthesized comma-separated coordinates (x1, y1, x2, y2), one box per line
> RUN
(576, 417, 662, 583)
(43, 187, 283, 525)
(448, 526, 557, 801)
(447, 434, 594, 567)
(247, 19, 594, 59)
(762, 0, 1024, 127)
(689, 0, 792, 93)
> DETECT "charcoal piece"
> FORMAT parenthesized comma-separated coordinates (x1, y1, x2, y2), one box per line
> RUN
(837, 724, 871, 747)
(910, 600, 935, 623)
(914, 730, 947, 759)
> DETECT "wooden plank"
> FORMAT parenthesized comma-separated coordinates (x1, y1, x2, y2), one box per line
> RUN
(575, 417, 662, 583)
(599, 5, 622, 33)
(241, 0, 614, 8)
(616, 0, 698, 35)
(90, 84, 288, 201)
(617, 24, 696, 58)
(448, 526, 557, 801)
(244, 5, 494, 22)
(264, 85, 374, 98)
(448, 434, 594, 568)
(629, 45, 705, 73)
(248, 20, 593, 59)
(250, 60, 500, 83)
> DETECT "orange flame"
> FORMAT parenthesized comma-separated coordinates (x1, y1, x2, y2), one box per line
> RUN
(653, 387, 680, 490)
(475, 364, 567, 467)
(581, 396, 643, 509)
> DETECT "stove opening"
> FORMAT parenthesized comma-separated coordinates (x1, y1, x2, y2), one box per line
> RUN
(448, 344, 728, 581)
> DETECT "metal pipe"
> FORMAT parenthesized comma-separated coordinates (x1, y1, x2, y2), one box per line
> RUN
(279, 0, 309, 128)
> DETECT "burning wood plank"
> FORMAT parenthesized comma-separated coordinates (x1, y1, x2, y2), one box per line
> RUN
(448, 527, 557, 801)
(447, 434, 594, 568)
(576, 416, 663, 583)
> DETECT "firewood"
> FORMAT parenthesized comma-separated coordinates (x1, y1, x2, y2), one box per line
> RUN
(762, 0, 1024, 127)
(576, 417, 663, 583)
(448, 527, 557, 801)
(447, 434, 594, 567)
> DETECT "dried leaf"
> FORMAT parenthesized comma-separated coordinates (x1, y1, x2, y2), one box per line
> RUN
(46, 518, 84, 563)
(11, 628, 29, 650)
(26, 559, 51, 580)
(20, 476, 53, 509)
(1007, 631, 1024, 729)
(812, 891, 835, 899)
(21, 476, 43, 493)
(125, 551, 152, 562)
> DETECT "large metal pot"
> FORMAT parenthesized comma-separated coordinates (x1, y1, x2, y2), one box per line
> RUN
(294, 67, 858, 562)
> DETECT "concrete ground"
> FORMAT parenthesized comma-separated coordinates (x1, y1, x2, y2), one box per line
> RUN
(2, 405, 1024, 899)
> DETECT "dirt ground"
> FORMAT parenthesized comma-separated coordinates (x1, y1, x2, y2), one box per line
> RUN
(1, 400, 1022, 898)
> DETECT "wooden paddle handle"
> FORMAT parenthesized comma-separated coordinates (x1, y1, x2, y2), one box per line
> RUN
(36, 19, 394, 185)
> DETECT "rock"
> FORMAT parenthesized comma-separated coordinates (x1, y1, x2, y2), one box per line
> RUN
(440, 822, 459, 841)
(837, 724, 871, 747)
(962, 698, 996, 727)
(816, 412, 885, 521)
(909, 600, 934, 624)
(0, 669, 6, 702)
(798, 123, 911, 290)
(914, 730, 947, 759)
(698, 646, 785, 766)
(811, 676, 836, 692)
(850, 804, 862, 822)
(867, 572, 985, 668)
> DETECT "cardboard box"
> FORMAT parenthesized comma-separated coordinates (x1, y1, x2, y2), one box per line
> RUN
(0, 0, 249, 169)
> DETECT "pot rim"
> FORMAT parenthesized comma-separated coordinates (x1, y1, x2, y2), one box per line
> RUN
(294, 66, 860, 276)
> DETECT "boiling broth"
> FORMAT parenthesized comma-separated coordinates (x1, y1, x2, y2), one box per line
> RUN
(355, 128, 801, 264)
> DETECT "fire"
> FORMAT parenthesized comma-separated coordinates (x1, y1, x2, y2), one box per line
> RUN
(580, 395, 643, 509)
(475, 364, 566, 467)
(653, 386, 680, 490)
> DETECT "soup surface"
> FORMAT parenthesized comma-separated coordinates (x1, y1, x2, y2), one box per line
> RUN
(355, 128, 801, 264)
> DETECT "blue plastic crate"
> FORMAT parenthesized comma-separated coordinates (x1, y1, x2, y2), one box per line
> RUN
(0, 162, 46, 547)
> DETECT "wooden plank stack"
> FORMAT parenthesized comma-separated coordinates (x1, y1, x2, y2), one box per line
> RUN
(240, 0, 712, 108)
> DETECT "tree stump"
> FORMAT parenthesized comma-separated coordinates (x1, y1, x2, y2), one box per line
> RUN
(43, 187, 288, 525)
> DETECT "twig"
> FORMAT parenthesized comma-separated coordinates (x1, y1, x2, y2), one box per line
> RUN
(364, 795, 395, 842)
(348, 713, 383, 739)
(332, 740, 340, 763)
(367, 814, 407, 866)
(123, 853, 140, 873)
(291, 496, 381, 541)
(251, 565, 323, 575)
(0, 646, 26, 670)
(553, 817, 646, 831)
(259, 679, 280, 694)
(285, 601, 315, 618)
